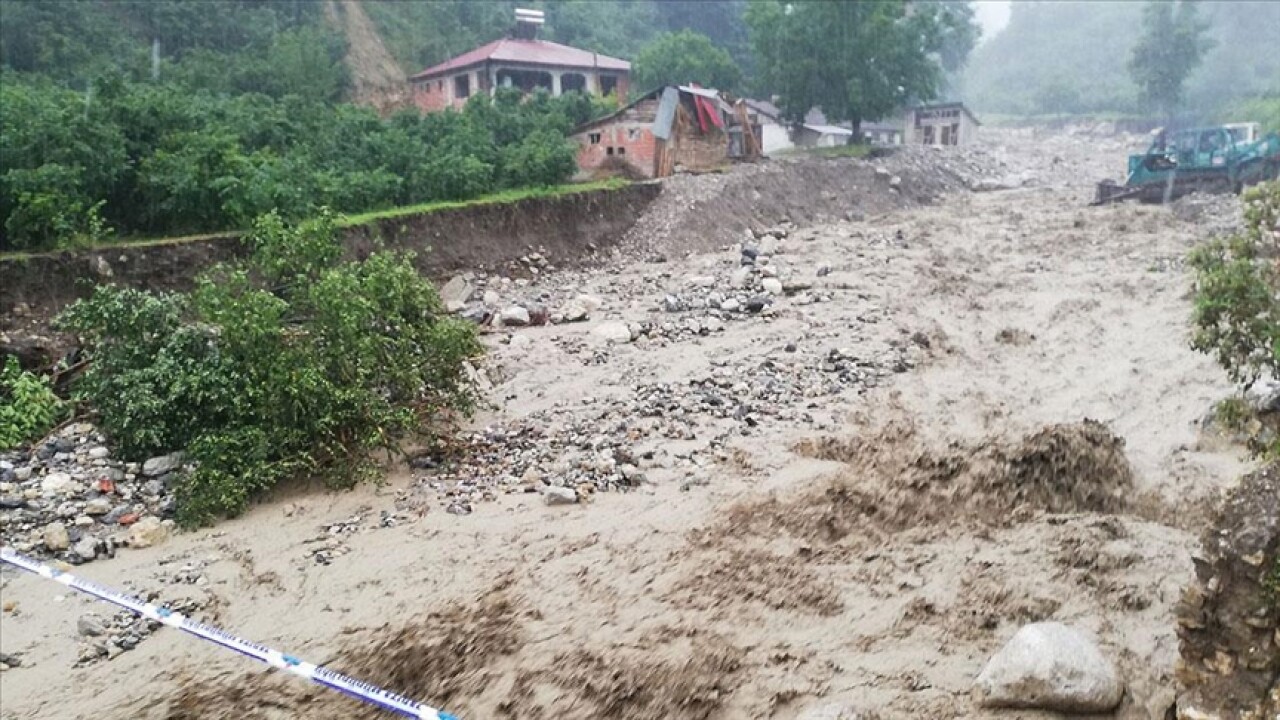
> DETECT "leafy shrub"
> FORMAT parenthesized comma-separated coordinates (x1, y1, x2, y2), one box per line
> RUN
(1189, 182, 1280, 385)
(1190, 181, 1280, 456)
(59, 210, 482, 525)
(0, 356, 64, 450)
(1, 75, 587, 251)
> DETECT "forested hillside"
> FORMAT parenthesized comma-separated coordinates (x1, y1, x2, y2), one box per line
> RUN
(962, 0, 1280, 119)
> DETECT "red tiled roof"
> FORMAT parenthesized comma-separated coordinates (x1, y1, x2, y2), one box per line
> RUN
(410, 38, 630, 80)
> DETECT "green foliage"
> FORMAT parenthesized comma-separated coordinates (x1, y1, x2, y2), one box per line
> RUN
(1129, 1, 1214, 119)
(634, 30, 742, 92)
(1190, 181, 1280, 460)
(1189, 181, 1280, 387)
(58, 211, 482, 525)
(0, 356, 64, 450)
(1, 76, 583, 251)
(747, 0, 969, 128)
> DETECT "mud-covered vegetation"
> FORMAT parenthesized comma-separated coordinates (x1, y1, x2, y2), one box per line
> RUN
(56, 211, 482, 525)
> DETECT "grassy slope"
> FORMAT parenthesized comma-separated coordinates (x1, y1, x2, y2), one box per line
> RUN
(0, 180, 632, 262)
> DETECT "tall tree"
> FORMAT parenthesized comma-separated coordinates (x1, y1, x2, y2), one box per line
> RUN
(1128, 0, 1214, 119)
(747, 0, 953, 134)
(633, 30, 742, 92)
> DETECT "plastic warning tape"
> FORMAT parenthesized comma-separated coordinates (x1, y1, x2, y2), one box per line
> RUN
(0, 546, 457, 720)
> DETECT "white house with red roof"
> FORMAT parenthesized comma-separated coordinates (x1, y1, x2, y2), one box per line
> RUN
(409, 9, 631, 113)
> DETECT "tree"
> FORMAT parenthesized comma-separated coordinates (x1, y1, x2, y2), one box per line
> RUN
(747, 1, 958, 134)
(1128, 0, 1214, 119)
(634, 30, 743, 92)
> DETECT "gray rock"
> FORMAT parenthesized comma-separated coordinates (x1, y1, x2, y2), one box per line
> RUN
(87, 447, 110, 460)
(102, 505, 132, 525)
(542, 486, 578, 505)
(758, 235, 779, 256)
(43, 521, 71, 551)
(72, 536, 98, 561)
(761, 278, 784, 295)
(662, 294, 686, 313)
(721, 298, 742, 312)
(142, 453, 184, 477)
(592, 321, 633, 343)
(973, 622, 1123, 713)
(500, 306, 531, 327)
(0, 495, 25, 509)
(77, 615, 106, 637)
(13, 466, 32, 482)
(438, 274, 475, 308)
(731, 267, 752, 288)
(84, 498, 112, 515)
(41, 472, 75, 495)
(458, 306, 491, 325)
(1245, 378, 1280, 414)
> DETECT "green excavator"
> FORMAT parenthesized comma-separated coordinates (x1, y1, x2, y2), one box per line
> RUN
(1093, 123, 1280, 205)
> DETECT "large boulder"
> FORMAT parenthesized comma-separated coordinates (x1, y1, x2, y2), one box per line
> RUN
(1175, 463, 1279, 720)
(973, 621, 1124, 713)
(142, 452, 184, 477)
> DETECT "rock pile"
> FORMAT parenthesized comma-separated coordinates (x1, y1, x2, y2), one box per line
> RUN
(72, 589, 208, 665)
(0, 423, 176, 563)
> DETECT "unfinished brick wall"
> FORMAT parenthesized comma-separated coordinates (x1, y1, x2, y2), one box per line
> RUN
(412, 79, 451, 112)
(572, 99, 659, 179)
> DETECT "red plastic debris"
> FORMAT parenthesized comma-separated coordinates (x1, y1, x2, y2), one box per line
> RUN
(117, 513, 140, 526)
(97, 478, 116, 494)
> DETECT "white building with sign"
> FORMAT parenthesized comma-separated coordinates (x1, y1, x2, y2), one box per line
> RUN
(904, 102, 980, 146)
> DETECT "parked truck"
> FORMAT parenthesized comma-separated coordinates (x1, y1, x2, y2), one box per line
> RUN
(1093, 125, 1280, 205)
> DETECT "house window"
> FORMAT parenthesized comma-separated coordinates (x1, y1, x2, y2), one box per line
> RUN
(562, 73, 586, 93)
(599, 74, 618, 96)
(437, 81, 443, 92)
(950, 123, 960, 145)
(454, 74, 471, 99)
(606, 147, 615, 156)
(617, 147, 626, 155)
(939, 125, 951, 145)
(627, 128, 640, 140)
(923, 125, 935, 145)
(589, 132, 602, 144)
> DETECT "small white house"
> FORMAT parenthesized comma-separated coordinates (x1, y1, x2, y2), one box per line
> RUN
(862, 121, 903, 146)
(904, 102, 979, 146)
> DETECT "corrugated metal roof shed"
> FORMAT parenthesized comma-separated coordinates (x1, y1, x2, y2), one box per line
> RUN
(411, 38, 630, 80)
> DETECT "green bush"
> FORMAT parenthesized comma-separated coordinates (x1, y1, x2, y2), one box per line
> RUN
(1190, 181, 1280, 456)
(1, 76, 585, 251)
(0, 356, 64, 450)
(58, 210, 482, 525)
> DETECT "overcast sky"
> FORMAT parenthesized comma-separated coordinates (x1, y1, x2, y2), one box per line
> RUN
(973, 0, 1012, 43)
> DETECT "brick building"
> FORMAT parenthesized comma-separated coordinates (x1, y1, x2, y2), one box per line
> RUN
(570, 86, 760, 179)
(408, 9, 630, 113)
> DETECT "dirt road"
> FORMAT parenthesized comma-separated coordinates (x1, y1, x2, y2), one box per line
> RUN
(0, 129, 1249, 720)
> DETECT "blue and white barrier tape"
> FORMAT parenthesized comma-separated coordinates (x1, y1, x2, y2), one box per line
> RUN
(0, 546, 458, 720)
